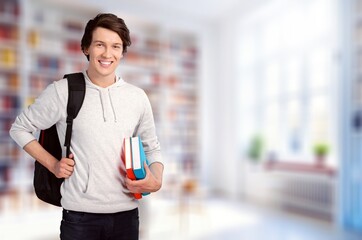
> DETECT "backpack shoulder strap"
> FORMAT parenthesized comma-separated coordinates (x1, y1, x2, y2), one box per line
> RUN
(63, 72, 86, 157)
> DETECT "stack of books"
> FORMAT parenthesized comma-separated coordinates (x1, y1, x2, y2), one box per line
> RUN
(122, 136, 149, 199)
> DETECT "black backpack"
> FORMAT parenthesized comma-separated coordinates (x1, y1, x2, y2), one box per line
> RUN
(33, 72, 86, 207)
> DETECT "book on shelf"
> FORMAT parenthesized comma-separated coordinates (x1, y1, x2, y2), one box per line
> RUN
(130, 136, 150, 196)
(122, 137, 142, 199)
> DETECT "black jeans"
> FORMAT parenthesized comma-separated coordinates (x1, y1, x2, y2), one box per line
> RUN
(60, 208, 139, 240)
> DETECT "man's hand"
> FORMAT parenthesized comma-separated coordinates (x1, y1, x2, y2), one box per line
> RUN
(24, 140, 76, 179)
(125, 162, 163, 193)
(52, 153, 75, 179)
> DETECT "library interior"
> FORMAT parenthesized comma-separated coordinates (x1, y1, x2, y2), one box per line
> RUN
(1, 0, 362, 239)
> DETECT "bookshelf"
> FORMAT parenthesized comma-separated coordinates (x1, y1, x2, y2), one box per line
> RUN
(0, 0, 200, 209)
(0, 0, 21, 194)
(163, 32, 199, 172)
(25, 1, 92, 101)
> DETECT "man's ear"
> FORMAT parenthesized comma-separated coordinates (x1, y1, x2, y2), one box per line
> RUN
(83, 49, 90, 61)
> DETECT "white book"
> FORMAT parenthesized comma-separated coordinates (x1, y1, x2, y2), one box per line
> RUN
(124, 137, 133, 173)
(131, 136, 141, 173)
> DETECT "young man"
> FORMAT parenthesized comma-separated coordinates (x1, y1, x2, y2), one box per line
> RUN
(10, 13, 163, 240)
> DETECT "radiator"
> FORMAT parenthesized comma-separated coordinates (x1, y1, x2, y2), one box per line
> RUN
(269, 172, 336, 221)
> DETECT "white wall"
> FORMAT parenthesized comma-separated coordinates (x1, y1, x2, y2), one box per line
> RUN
(204, 18, 240, 198)
(205, 0, 270, 198)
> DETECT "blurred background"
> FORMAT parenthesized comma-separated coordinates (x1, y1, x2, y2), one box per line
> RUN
(0, 0, 362, 239)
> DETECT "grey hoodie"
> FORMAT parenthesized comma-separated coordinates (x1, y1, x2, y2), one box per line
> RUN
(10, 71, 162, 213)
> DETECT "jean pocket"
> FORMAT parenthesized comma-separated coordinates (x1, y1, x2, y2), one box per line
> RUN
(62, 210, 85, 224)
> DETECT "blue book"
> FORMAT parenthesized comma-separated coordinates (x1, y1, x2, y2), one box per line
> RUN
(131, 136, 150, 196)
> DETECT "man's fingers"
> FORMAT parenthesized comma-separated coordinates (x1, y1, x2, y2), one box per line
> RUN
(59, 160, 74, 169)
(126, 177, 147, 193)
(61, 167, 74, 178)
(62, 158, 75, 166)
(56, 158, 75, 178)
(66, 158, 75, 166)
(63, 164, 74, 172)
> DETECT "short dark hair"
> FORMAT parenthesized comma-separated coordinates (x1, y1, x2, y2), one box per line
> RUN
(81, 13, 131, 60)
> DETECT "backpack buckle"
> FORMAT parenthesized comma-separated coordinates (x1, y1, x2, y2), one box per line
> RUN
(66, 116, 73, 125)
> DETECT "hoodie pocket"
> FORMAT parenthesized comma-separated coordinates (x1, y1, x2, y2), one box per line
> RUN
(82, 163, 92, 194)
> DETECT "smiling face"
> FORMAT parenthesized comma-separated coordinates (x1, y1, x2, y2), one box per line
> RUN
(84, 27, 124, 87)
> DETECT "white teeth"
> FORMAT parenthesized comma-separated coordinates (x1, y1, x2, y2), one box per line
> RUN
(99, 61, 111, 65)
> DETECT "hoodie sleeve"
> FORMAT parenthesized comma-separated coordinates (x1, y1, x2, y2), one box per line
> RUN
(135, 90, 163, 166)
(9, 81, 65, 148)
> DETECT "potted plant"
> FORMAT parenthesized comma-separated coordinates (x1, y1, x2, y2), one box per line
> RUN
(247, 135, 264, 164)
(313, 142, 329, 166)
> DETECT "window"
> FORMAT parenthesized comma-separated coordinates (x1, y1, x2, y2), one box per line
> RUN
(238, 0, 338, 165)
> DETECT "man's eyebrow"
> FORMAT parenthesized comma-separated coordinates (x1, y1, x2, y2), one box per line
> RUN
(92, 40, 122, 45)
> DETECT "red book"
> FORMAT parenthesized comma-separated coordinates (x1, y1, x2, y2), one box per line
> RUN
(122, 137, 142, 199)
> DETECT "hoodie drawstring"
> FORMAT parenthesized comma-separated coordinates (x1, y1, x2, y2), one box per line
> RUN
(98, 89, 107, 122)
(97, 88, 118, 123)
(108, 89, 117, 123)
(84, 71, 121, 123)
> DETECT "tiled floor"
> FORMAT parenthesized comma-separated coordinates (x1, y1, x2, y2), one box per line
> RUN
(0, 196, 361, 240)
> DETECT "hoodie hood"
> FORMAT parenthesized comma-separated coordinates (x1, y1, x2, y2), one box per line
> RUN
(82, 70, 125, 122)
